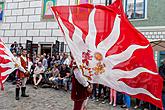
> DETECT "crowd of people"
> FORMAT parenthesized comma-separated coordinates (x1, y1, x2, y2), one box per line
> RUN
(7, 41, 165, 110)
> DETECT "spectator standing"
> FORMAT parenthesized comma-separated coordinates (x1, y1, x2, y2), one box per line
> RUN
(17, 43, 23, 54)
(27, 53, 33, 72)
(36, 55, 40, 64)
(109, 88, 117, 107)
(47, 53, 52, 69)
(14, 41, 18, 54)
(63, 53, 70, 66)
(18, 43, 23, 50)
(41, 55, 48, 70)
(32, 51, 37, 63)
(134, 99, 141, 109)
(55, 54, 61, 65)
(60, 53, 66, 65)
(10, 44, 15, 52)
(91, 84, 97, 101)
(121, 94, 131, 110)
(50, 55, 56, 68)
(96, 84, 106, 102)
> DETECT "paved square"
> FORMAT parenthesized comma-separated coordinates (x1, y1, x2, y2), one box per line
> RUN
(0, 83, 124, 110)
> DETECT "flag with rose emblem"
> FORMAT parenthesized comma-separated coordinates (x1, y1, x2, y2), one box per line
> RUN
(51, 0, 163, 108)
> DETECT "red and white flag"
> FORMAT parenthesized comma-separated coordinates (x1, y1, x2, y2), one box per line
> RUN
(0, 39, 25, 90)
(52, 0, 163, 108)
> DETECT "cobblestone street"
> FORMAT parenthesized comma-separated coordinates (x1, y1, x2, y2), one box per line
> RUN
(0, 0, 164, 110)
(0, 83, 123, 110)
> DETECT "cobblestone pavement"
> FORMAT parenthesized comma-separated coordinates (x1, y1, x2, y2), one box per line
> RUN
(0, 83, 124, 110)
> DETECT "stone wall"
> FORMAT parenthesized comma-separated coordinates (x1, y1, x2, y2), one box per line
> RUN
(0, 0, 68, 52)
(0, 0, 107, 52)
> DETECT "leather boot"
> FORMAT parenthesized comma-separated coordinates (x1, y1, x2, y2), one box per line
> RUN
(15, 88, 20, 100)
(21, 87, 29, 97)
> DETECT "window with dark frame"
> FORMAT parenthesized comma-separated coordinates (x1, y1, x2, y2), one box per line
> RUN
(125, 0, 146, 19)
(105, 0, 112, 5)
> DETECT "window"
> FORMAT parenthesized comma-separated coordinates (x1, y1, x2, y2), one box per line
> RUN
(76, 0, 91, 4)
(0, 2, 4, 21)
(125, 0, 146, 19)
(105, 0, 112, 5)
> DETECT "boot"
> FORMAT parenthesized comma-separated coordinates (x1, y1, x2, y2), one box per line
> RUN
(15, 88, 20, 100)
(21, 87, 29, 97)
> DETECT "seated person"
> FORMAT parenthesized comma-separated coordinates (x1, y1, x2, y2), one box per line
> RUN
(33, 62, 45, 88)
(28, 62, 37, 84)
(49, 64, 59, 86)
(55, 64, 70, 91)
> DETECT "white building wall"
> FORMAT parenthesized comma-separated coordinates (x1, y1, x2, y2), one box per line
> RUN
(0, 0, 107, 51)
(0, 0, 63, 48)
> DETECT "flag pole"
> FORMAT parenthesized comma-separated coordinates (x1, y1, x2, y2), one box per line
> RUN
(0, 72, 4, 91)
(0, 53, 4, 91)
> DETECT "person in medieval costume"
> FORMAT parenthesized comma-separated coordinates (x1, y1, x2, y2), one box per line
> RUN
(15, 49, 30, 100)
(71, 61, 93, 110)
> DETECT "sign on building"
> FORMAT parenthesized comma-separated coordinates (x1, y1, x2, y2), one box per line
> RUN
(42, 0, 56, 19)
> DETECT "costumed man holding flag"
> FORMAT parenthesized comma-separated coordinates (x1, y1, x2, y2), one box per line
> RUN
(15, 49, 30, 100)
(71, 61, 93, 110)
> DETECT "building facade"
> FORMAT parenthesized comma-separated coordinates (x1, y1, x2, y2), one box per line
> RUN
(0, 0, 110, 55)
(124, 0, 165, 66)
(0, 0, 165, 65)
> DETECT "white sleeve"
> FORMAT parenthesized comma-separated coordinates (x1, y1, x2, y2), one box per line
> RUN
(42, 66, 45, 72)
(64, 58, 70, 65)
(74, 68, 89, 87)
(18, 65, 26, 73)
(28, 62, 33, 72)
(34, 67, 38, 74)
(15, 57, 21, 66)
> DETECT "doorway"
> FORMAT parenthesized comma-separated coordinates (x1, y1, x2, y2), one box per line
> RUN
(40, 44, 52, 56)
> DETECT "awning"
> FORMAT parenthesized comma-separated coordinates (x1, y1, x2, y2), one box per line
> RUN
(150, 40, 165, 51)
